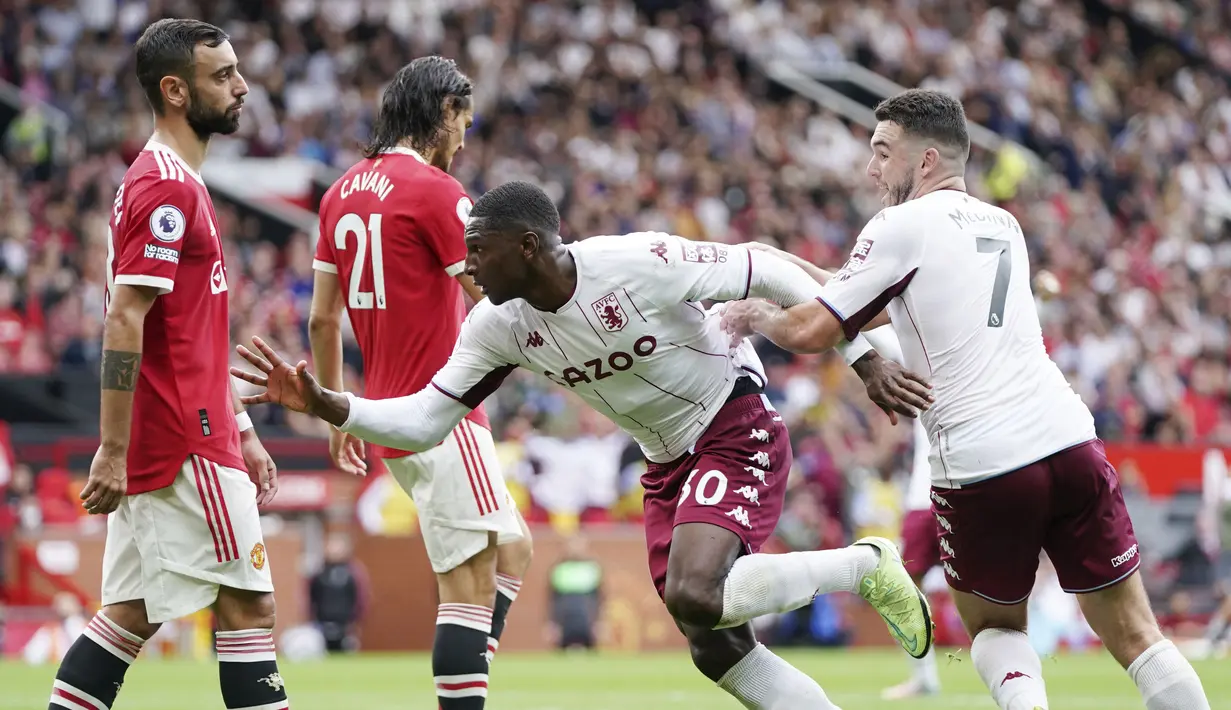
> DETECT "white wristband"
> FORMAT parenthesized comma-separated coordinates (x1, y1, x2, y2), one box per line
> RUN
(837, 334, 875, 366)
(235, 411, 254, 432)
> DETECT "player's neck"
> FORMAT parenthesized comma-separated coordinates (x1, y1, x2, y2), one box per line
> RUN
(524, 249, 577, 313)
(912, 175, 966, 201)
(150, 122, 209, 173)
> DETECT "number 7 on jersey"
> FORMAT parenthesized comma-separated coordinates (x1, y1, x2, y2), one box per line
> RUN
(976, 236, 1011, 328)
(334, 212, 386, 310)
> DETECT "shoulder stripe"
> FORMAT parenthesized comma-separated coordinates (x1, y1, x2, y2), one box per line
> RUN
(151, 150, 168, 180)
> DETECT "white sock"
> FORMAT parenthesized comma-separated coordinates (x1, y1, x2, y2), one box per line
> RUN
(717, 643, 841, 709)
(913, 647, 940, 689)
(1128, 639, 1211, 710)
(971, 628, 1049, 710)
(717, 546, 878, 629)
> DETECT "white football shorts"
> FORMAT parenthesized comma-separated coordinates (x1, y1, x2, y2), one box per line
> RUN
(101, 455, 273, 623)
(383, 419, 522, 573)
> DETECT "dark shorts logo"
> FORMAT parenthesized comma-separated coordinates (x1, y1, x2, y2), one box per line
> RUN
(591, 292, 627, 332)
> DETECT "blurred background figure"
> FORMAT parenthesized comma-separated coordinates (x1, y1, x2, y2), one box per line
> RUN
(309, 534, 368, 653)
(21, 591, 85, 665)
(547, 535, 602, 651)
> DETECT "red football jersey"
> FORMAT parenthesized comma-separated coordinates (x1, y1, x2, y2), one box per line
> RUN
(105, 140, 245, 494)
(314, 147, 487, 460)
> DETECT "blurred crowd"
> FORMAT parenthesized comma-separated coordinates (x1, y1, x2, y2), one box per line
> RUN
(1, 0, 1229, 553)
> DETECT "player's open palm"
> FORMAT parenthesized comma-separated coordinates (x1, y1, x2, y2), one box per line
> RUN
(856, 355, 934, 425)
(230, 336, 321, 414)
(81, 447, 127, 515)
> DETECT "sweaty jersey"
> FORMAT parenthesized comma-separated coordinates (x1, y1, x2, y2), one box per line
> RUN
(314, 147, 485, 460)
(818, 190, 1096, 488)
(105, 140, 244, 494)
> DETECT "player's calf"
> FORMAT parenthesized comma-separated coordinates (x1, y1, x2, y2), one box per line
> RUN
(489, 514, 532, 662)
(214, 588, 289, 710)
(435, 540, 499, 709)
(48, 601, 157, 710)
(1077, 572, 1211, 710)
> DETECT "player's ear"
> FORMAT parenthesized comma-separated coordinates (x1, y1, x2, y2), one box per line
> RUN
(521, 231, 540, 258)
(920, 146, 941, 176)
(160, 75, 189, 111)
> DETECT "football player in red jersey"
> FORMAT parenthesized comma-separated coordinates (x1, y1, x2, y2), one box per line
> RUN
(47, 19, 290, 710)
(310, 56, 531, 709)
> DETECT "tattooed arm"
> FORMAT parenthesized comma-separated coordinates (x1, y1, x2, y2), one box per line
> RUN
(80, 284, 158, 514)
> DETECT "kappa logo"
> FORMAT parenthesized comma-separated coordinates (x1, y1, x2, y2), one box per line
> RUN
(943, 561, 961, 580)
(748, 451, 770, 468)
(1000, 671, 1031, 686)
(726, 506, 752, 529)
(210, 260, 228, 294)
(930, 490, 951, 508)
(734, 485, 760, 505)
(591, 292, 627, 332)
(525, 331, 545, 348)
(744, 466, 767, 485)
(934, 513, 953, 533)
(1111, 543, 1139, 568)
(649, 240, 669, 264)
(939, 537, 955, 558)
(749, 428, 769, 442)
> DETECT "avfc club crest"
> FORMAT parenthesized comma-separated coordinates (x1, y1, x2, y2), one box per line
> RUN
(591, 292, 627, 332)
(149, 205, 186, 243)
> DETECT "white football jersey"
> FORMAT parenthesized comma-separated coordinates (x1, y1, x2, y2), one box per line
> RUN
(431, 233, 773, 463)
(818, 190, 1096, 487)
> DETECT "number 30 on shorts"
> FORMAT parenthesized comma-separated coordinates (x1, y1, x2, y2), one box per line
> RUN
(679, 469, 728, 507)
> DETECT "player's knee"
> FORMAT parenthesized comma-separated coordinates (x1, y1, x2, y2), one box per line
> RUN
(664, 577, 723, 628)
(499, 531, 534, 579)
(216, 589, 277, 631)
(102, 601, 161, 640)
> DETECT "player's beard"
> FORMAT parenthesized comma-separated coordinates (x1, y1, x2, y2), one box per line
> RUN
(889, 174, 916, 206)
(185, 85, 242, 140)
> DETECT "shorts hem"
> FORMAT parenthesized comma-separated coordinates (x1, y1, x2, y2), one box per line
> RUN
(946, 584, 1031, 606)
(160, 559, 273, 591)
(1063, 560, 1142, 594)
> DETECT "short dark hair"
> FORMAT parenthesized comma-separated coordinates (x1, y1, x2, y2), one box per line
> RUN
(364, 56, 473, 159)
(470, 181, 561, 238)
(135, 19, 229, 115)
(874, 89, 970, 159)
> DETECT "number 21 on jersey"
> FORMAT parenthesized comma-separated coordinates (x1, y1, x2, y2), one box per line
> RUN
(334, 212, 385, 310)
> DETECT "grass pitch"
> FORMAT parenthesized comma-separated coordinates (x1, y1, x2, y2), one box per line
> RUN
(4, 648, 1228, 709)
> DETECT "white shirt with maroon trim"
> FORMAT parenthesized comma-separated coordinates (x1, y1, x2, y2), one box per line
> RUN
(818, 190, 1095, 487)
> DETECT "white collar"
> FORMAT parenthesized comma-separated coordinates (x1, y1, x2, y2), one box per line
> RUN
(144, 139, 206, 185)
(382, 146, 428, 164)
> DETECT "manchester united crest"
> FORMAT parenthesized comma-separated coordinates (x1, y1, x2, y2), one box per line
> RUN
(591, 292, 627, 332)
(250, 542, 266, 570)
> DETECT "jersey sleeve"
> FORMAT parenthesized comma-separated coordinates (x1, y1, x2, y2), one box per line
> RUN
(818, 209, 924, 341)
(112, 174, 196, 295)
(418, 177, 473, 278)
(619, 233, 756, 305)
(428, 302, 518, 408)
(340, 303, 517, 451)
(312, 208, 338, 274)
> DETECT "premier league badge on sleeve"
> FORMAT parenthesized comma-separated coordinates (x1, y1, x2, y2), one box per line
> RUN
(150, 205, 187, 243)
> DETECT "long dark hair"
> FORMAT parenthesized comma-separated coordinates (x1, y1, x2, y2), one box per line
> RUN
(363, 56, 473, 159)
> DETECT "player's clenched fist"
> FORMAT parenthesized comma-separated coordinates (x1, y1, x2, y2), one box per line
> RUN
(80, 448, 127, 515)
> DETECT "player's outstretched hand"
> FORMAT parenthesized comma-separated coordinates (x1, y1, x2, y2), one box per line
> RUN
(230, 336, 321, 414)
(852, 352, 934, 425)
(81, 447, 127, 515)
(330, 429, 368, 477)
